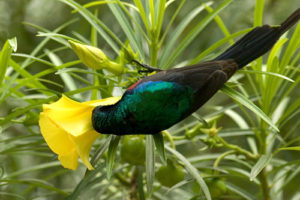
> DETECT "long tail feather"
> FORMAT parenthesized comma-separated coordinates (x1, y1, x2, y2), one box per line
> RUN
(214, 8, 300, 68)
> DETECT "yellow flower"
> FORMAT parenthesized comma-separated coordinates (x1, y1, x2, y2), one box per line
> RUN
(39, 95, 121, 170)
(68, 40, 124, 75)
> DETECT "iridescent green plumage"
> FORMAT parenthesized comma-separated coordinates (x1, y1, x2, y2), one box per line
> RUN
(93, 81, 194, 134)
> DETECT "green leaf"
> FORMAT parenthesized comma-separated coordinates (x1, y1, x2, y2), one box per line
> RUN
(204, 5, 233, 44)
(278, 98, 300, 125)
(0, 178, 68, 196)
(253, 0, 264, 26)
(149, 0, 155, 28)
(250, 154, 272, 181)
(81, 1, 139, 12)
(133, 0, 150, 32)
(90, 137, 111, 167)
(0, 192, 25, 200)
(145, 135, 155, 195)
(91, 10, 101, 101)
(189, 28, 252, 65)
(9, 59, 47, 90)
(159, 0, 186, 47)
(166, 146, 211, 200)
(137, 166, 145, 200)
(0, 39, 14, 86)
(5, 161, 61, 178)
(45, 50, 81, 99)
(240, 69, 294, 83)
(153, 133, 166, 165)
(37, 32, 80, 46)
(106, 135, 121, 180)
(161, 0, 232, 69)
(221, 85, 279, 132)
(12, 53, 56, 67)
(159, 1, 213, 67)
(281, 22, 300, 68)
(0, 96, 57, 126)
(166, 179, 193, 194)
(8, 37, 17, 52)
(226, 182, 255, 200)
(22, 19, 78, 68)
(155, 0, 166, 40)
(59, 0, 121, 54)
(0, 21, 76, 103)
(279, 146, 300, 151)
(68, 164, 107, 200)
(107, 2, 143, 57)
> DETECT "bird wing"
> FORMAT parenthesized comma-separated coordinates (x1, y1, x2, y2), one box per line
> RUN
(137, 60, 238, 92)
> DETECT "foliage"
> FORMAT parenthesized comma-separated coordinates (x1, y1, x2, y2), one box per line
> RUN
(0, 0, 299, 200)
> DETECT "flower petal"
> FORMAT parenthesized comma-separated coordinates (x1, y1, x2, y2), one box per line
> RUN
(43, 95, 95, 136)
(85, 96, 121, 107)
(69, 130, 99, 170)
(39, 112, 75, 156)
(58, 150, 79, 170)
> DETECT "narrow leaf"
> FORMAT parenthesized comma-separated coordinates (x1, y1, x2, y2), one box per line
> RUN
(253, 0, 264, 26)
(5, 161, 61, 178)
(162, 0, 232, 69)
(59, 0, 121, 54)
(166, 146, 211, 200)
(133, 0, 150, 32)
(226, 182, 255, 200)
(189, 28, 252, 65)
(159, 2, 213, 67)
(8, 37, 17, 52)
(156, 0, 166, 39)
(9, 59, 47, 90)
(221, 85, 279, 132)
(106, 135, 121, 180)
(137, 166, 145, 200)
(250, 154, 272, 181)
(153, 133, 166, 165)
(159, 0, 186, 47)
(108, 2, 143, 56)
(45, 50, 81, 99)
(0, 178, 68, 195)
(240, 69, 294, 82)
(279, 146, 300, 151)
(22, 19, 78, 68)
(0, 39, 14, 85)
(145, 135, 155, 195)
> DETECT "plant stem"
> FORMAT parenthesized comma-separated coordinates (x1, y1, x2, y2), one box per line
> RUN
(213, 150, 235, 174)
(150, 39, 158, 66)
(129, 167, 139, 199)
(161, 130, 175, 149)
(258, 128, 270, 200)
(259, 168, 270, 200)
(217, 136, 257, 160)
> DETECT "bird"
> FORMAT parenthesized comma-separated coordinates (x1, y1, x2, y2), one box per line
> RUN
(92, 9, 300, 135)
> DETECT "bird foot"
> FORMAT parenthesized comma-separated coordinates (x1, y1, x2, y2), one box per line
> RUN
(132, 60, 162, 73)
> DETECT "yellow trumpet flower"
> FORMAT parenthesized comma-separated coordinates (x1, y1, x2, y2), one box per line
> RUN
(39, 95, 121, 170)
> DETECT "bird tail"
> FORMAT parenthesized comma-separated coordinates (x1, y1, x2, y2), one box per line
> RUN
(214, 8, 300, 68)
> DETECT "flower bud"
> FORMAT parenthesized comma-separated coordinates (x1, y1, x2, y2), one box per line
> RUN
(69, 40, 124, 75)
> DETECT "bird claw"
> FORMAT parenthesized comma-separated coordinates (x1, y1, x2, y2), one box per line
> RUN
(132, 60, 162, 73)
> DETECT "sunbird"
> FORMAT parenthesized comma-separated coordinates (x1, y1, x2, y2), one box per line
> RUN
(92, 9, 300, 135)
